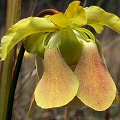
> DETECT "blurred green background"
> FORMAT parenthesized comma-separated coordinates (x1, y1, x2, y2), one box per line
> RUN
(0, 0, 120, 119)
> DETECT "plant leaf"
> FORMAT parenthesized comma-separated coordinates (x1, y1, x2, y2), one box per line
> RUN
(65, 1, 87, 25)
(35, 48, 79, 108)
(75, 41, 116, 111)
(0, 17, 58, 60)
(59, 26, 83, 65)
(85, 6, 120, 34)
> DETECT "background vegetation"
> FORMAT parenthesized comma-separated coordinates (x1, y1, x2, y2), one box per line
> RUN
(0, 0, 120, 119)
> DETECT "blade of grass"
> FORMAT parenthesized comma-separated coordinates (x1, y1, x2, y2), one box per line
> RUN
(0, 0, 21, 120)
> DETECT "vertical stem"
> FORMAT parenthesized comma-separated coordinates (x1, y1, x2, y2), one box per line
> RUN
(0, 0, 21, 120)
(64, 107, 70, 120)
(105, 109, 110, 120)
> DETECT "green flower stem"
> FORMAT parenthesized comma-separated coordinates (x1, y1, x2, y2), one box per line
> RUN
(0, 0, 21, 120)
(6, 44, 25, 120)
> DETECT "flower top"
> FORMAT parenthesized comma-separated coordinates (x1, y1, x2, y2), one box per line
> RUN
(0, 1, 120, 111)
(1, 1, 120, 61)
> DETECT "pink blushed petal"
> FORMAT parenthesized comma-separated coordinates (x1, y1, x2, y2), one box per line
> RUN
(35, 48, 79, 108)
(75, 41, 116, 111)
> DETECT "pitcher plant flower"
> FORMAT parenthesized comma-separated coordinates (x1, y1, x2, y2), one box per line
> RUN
(0, 1, 120, 111)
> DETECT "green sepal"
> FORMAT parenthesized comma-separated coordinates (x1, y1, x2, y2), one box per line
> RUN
(24, 32, 43, 54)
(65, 1, 87, 26)
(0, 17, 58, 61)
(74, 28, 95, 41)
(36, 33, 50, 58)
(84, 6, 120, 34)
(35, 54, 44, 79)
(48, 31, 61, 48)
(59, 26, 83, 65)
(73, 29, 88, 41)
(95, 39, 106, 64)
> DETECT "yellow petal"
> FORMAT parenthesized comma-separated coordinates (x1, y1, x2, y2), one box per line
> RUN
(46, 12, 72, 28)
(35, 48, 79, 108)
(75, 41, 116, 111)
(0, 17, 58, 60)
(65, 1, 87, 25)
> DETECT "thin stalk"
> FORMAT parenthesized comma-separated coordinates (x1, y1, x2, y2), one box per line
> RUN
(0, 0, 21, 120)
(96, 0, 104, 6)
(83, 0, 87, 7)
(31, 0, 38, 16)
(105, 109, 110, 120)
(65, 107, 70, 120)
(6, 44, 25, 120)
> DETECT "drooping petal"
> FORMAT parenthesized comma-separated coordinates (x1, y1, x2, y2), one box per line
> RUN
(0, 17, 58, 60)
(84, 6, 120, 34)
(75, 41, 116, 111)
(35, 48, 79, 108)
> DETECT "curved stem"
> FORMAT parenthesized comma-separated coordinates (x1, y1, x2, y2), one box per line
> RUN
(6, 44, 25, 119)
(37, 9, 59, 17)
